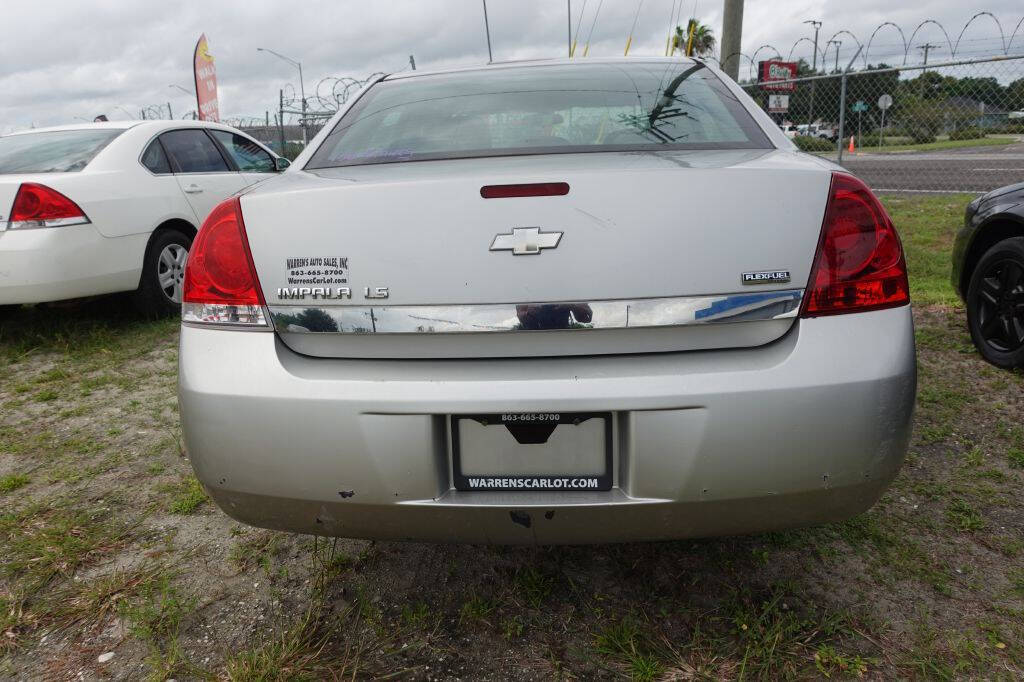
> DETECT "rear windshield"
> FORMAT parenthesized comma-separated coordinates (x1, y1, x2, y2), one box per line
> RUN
(308, 61, 771, 169)
(0, 129, 124, 174)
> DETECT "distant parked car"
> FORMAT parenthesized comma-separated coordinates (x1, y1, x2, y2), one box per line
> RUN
(953, 182, 1024, 368)
(783, 124, 836, 142)
(808, 124, 838, 141)
(0, 120, 288, 317)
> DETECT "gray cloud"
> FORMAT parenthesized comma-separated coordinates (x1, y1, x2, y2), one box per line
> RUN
(2, 0, 1023, 132)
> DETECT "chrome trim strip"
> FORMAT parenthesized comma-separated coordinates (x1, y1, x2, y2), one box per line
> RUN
(268, 289, 803, 334)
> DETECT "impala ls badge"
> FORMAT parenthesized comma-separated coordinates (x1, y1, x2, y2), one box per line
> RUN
(490, 227, 563, 255)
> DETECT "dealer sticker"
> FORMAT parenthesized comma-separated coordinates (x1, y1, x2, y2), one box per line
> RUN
(285, 256, 348, 286)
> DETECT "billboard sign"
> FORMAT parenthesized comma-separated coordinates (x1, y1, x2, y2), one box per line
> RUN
(193, 34, 219, 121)
(758, 60, 798, 92)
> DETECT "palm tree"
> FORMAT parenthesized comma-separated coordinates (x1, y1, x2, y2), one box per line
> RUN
(673, 19, 716, 57)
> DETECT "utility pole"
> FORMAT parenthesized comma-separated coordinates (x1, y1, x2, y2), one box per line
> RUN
(167, 102, 172, 119)
(918, 42, 937, 66)
(278, 89, 286, 156)
(804, 19, 821, 127)
(568, 0, 572, 57)
(409, 54, 416, 70)
(828, 39, 842, 72)
(482, 0, 493, 63)
(720, 0, 744, 80)
(918, 43, 938, 96)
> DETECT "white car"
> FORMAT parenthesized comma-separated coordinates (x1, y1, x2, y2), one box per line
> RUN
(0, 120, 287, 316)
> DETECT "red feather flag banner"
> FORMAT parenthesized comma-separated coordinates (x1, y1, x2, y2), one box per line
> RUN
(193, 33, 220, 121)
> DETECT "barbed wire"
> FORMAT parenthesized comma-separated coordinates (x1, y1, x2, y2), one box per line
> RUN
(709, 11, 1024, 80)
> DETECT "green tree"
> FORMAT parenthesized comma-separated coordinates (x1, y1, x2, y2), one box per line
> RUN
(673, 20, 715, 57)
(1004, 78, 1024, 110)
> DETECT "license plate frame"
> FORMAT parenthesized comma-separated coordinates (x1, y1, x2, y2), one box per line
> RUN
(451, 412, 613, 492)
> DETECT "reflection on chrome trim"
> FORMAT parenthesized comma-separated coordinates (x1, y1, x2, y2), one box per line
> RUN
(267, 289, 803, 334)
(182, 302, 268, 327)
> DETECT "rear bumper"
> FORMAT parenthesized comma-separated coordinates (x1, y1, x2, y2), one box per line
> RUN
(0, 224, 143, 305)
(179, 305, 917, 544)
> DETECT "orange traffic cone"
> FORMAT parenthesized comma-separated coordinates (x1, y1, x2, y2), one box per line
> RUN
(848, 136, 855, 153)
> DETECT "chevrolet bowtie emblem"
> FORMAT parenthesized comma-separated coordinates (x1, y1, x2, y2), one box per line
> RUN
(490, 227, 563, 255)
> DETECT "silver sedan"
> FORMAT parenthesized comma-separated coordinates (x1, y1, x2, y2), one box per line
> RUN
(178, 57, 916, 543)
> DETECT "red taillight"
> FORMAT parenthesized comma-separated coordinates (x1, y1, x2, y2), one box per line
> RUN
(182, 197, 266, 325)
(8, 183, 89, 228)
(480, 182, 570, 199)
(800, 173, 909, 317)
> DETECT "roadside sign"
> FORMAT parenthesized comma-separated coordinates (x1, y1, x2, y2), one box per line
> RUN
(852, 100, 868, 113)
(878, 94, 893, 111)
(767, 94, 789, 113)
(758, 60, 798, 92)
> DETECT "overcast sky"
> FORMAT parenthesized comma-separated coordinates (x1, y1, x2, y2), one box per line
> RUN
(1, 0, 1022, 132)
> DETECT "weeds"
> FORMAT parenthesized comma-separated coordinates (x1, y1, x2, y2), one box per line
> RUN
(167, 475, 207, 514)
(946, 499, 986, 532)
(119, 573, 197, 680)
(514, 566, 555, 609)
(0, 473, 29, 493)
(594, 617, 663, 681)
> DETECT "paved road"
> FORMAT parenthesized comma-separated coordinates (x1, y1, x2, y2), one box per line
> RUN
(824, 139, 1024, 194)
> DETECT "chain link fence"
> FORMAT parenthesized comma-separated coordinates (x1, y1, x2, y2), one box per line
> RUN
(742, 54, 1024, 194)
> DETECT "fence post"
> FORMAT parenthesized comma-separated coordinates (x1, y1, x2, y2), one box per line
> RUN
(836, 46, 863, 164)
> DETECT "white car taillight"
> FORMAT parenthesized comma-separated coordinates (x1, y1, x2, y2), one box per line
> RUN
(7, 183, 90, 229)
(182, 197, 268, 327)
(800, 172, 910, 317)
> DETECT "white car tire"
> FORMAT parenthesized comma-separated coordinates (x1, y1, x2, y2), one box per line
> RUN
(132, 229, 192, 317)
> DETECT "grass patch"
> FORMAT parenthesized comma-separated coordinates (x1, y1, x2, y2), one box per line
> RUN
(223, 609, 334, 681)
(513, 566, 555, 609)
(946, 499, 986, 532)
(224, 538, 410, 679)
(0, 473, 29, 493)
(460, 594, 498, 624)
(860, 136, 1014, 154)
(593, 617, 663, 681)
(830, 512, 950, 592)
(0, 300, 179, 365)
(229, 530, 284, 572)
(40, 562, 172, 639)
(166, 475, 207, 515)
(0, 500, 128, 592)
(34, 388, 59, 402)
(119, 574, 198, 680)
(881, 194, 972, 307)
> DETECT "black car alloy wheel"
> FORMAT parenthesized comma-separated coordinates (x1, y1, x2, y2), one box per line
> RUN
(974, 258, 1024, 352)
(967, 236, 1024, 368)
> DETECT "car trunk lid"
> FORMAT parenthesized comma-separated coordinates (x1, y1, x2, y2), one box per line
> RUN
(241, 150, 831, 358)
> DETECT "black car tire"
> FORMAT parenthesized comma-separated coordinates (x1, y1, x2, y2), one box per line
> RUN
(131, 229, 192, 318)
(966, 236, 1024, 369)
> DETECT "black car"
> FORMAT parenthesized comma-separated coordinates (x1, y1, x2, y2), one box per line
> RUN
(953, 182, 1024, 368)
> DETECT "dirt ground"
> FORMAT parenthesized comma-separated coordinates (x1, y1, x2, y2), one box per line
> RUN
(1, 278, 1022, 677)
